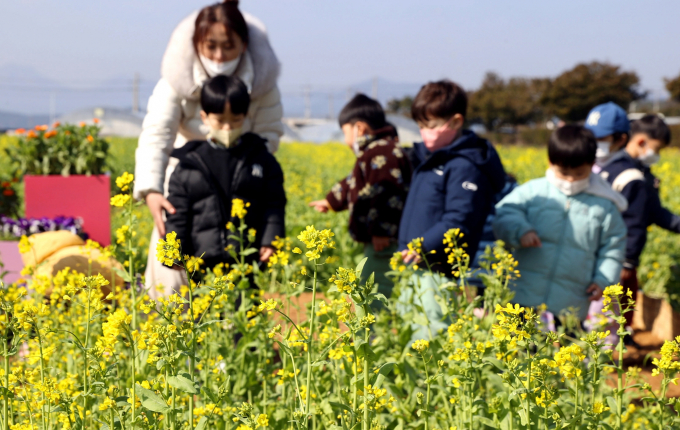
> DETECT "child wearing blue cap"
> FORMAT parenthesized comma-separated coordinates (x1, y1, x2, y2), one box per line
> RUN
(584, 102, 630, 173)
(598, 115, 680, 343)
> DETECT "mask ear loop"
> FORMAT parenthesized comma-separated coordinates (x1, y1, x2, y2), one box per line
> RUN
(352, 124, 361, 155)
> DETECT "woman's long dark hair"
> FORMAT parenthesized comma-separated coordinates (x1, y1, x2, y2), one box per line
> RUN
(192, 1, 249, 53)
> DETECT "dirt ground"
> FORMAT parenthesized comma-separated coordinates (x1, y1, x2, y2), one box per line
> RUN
(607, 330, 680, 398)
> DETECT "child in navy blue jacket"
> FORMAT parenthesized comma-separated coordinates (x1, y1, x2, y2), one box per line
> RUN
(600, 114, 679, 329)
(398, 80, 506, 339)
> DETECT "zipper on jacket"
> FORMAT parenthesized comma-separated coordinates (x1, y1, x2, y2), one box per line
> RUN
(542, 197, 570, 307)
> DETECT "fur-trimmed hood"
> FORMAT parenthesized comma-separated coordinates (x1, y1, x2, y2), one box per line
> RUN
(160, 10, 280, 101)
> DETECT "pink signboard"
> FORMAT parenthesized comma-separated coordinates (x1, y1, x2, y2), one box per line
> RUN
(24, 175, 111, 245)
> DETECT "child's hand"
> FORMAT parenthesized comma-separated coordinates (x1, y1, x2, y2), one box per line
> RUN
(520, 231, 542, 248)
(401, 249, 422, 264)
(586, 283, 603, 301)
(372, 236, 391, 252)
(259, 246, 275, 262)
(309, 199, 330, 213)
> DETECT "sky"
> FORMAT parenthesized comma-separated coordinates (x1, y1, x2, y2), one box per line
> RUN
(1, 0, 680, 116)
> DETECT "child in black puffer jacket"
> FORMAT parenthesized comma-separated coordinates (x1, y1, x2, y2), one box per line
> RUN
(164, 75, 286, 269)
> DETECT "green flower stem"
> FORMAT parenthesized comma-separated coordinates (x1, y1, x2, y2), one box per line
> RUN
(35, 325, 49, 430)
(362, 313, 370, 430)
(186, 265, 196, 430)
(525, 343, 532, 430)
(419, 352, 431, 430)
(171, 386, 176, 430)
(131, 339, 136, 429)
(304, 263, 318, 427)
(83, 286, 92, 428)
(351, 332, 359, 417)
(3, 312, 9, 430)
(615, 298, 624, 430)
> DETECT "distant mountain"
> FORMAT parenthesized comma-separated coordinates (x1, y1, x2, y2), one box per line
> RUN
(0, 63, 422, 120)
(0, 64, 152, 118)
(0, 110, 50, 131)
(281, 77, 422, 118)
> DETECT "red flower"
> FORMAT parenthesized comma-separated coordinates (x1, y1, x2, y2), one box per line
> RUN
(2, 189, 14, 196)
(1, 182, 10, 188)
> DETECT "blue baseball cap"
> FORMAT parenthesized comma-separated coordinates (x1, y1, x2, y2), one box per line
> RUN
(584, 102, 630, 139)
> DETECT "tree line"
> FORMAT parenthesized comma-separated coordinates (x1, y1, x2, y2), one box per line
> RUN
(387, 61, 680, 131)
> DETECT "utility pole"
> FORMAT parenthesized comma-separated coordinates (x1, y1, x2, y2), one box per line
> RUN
(303, 85, 311, 119)
(132, 72, 140, 114)
(372, 77, 378, 100)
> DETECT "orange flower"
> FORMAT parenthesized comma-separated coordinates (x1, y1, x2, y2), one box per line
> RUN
(44, 130, 57, 138)
(27, 130, 37, 138)
(1, 182, 10, 188)
(79, 122, 86, 127)
(87, 135, 94, 143)
(93, 118, 100, 124)
(35, 125, 48, 131)
(52, 121, 61, 128)
(14, 128, 26, 135)
(2, 190, 14, 197)
(64, 131, 71, 136)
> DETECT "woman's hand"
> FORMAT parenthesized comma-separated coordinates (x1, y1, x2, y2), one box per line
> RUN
(146, 192, 176, 237)
(260, 246, 275, 262)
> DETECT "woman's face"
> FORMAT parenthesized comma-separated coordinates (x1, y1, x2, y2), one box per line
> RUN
(198, 23, 245, 63)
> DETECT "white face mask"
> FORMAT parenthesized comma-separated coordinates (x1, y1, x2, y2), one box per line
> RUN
(208, 127, 242, 148)
(639, 148, 660, 167)
(199, 54, 240, 77)
(546, 168, 590, 196)
(595, 141, 612, 163)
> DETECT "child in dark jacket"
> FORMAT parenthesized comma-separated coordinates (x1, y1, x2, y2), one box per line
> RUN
(165, 75, 286, 270)
(600, 114, 678, 329)
(310, 94, 412, 298)
(398, 80, 506, 339)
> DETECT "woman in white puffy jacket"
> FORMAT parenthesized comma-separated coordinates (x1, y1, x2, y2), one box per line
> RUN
(134, 0, 283, 295)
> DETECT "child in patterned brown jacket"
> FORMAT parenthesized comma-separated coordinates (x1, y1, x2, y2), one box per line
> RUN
(310, 94, 412, 299)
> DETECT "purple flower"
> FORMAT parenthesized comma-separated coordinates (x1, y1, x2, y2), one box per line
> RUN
(0, 215, 84, 238)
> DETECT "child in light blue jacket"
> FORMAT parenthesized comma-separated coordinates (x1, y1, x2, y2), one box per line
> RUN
(493, 125, 627, 321)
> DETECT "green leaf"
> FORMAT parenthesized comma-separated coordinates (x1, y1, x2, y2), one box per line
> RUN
(477, 417, 498, 428)
(202, 386, 218, 404)
(135, 384, 171, 414)
(606, 396, 617, 413)
(276, 341, 295, 357)
(167, 373, 198, 394)
(434, 295, 449, 316)
(355, 257, 368, 278)
(329, 401, 354, 417)
(195, 417, 208, 430)
(0, 387, 14, 399)
(113, 267, 133, 283)
(412, 314, 429, 327)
